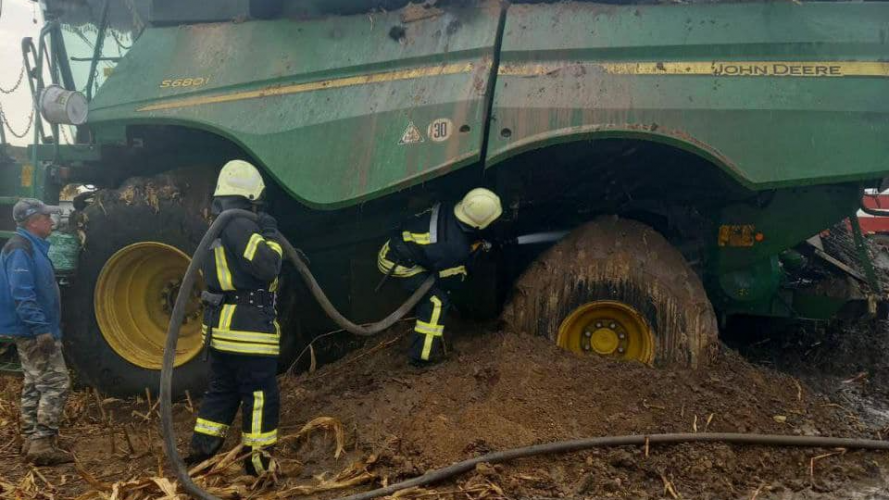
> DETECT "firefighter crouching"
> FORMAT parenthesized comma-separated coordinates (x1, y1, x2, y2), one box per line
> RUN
(377, 188, 503, 366)
(186, 160, 284, 476)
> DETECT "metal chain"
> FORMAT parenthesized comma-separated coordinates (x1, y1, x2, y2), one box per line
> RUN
(0, 102, 35, 139)
(0, 66, 25, 95)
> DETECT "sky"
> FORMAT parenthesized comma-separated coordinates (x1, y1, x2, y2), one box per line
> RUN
(0, 0, 44, 146)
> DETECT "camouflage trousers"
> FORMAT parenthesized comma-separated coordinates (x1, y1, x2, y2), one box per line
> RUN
(14, 338, 70, 440)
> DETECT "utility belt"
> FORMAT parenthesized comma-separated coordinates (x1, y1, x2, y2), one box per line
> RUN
(200, 289, 279, 360)
(201, 289, 277, 310)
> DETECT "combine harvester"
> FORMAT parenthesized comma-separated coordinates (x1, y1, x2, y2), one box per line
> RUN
(0, 0, 887, 396)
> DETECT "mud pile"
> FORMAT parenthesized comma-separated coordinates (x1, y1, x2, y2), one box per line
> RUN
(2, 325, 888, 499)
(281, 324, 889, 499)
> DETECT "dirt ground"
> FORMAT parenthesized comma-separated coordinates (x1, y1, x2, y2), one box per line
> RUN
(2, 321, 889, 499)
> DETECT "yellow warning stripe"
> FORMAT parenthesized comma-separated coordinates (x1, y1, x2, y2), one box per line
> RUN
(244, 233, 265, 261)
(420, 296, 444, 361)
(138, 62, 476, 112)
(498, 61, 889, 78)
(194, 418, 229, 438)
(214, 245, 235, 291)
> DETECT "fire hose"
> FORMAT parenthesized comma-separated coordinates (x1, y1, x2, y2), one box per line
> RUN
(161, 209, 889, 500)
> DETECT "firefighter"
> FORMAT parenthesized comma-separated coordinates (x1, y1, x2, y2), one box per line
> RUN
(377, 188, 502, 366)
(186, 160, 284, 476)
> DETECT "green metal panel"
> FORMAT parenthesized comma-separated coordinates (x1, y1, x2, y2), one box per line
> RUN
(712, 184, 861, 273)
(487, 2, 889, 189)
(87, 1, 504, 209)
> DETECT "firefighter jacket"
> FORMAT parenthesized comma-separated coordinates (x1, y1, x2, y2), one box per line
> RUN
(378, 202, 476, 280)
(201, 207, 283, 357)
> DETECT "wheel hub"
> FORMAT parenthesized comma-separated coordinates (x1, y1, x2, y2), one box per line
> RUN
(557, 301, 654, 364)
(588, 324, 622, 355)
(95, 242, 205, 370)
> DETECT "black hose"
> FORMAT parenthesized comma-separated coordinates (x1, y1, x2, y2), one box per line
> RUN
(160, 209, 432, 500)
(279, 236, 434, 336)
(162, 210, 889, 500)
(336, 433, 889, 500)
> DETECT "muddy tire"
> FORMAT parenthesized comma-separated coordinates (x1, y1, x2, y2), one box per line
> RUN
(64, 177, 212, 397)
(502, 216, 718, 368)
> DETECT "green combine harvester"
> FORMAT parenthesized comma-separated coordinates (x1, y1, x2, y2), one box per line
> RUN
(1, 0, 887, 395)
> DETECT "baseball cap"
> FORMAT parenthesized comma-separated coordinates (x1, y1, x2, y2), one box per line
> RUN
(12, 198, 62, 225)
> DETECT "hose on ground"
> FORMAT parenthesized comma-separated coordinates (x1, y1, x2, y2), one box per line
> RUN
(161, 210, 889, 500)
(160, 209, 432, 500)
(336, 433, 889, 500)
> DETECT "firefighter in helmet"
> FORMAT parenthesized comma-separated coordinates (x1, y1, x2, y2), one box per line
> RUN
(187, 160, 283, 476)
(377, 188, 503, 365)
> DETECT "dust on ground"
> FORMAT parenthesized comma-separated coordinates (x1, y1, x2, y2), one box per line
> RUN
(2, 322, 889, 499)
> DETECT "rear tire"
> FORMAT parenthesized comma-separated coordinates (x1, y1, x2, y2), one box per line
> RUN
(64, 176, 211, 396)
(502, 216, 718, 368)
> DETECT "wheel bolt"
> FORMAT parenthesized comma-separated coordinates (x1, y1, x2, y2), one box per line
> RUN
(618, 333, 625, 340)
(583, 344, 591, 351)
(618, 347, 625, 353)
(609, 323, 616, 329)
(595, 322, 602, 328)
(584, 330, 592, 337)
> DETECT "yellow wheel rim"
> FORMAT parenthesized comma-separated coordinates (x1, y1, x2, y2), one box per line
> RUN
(95, 242, 204, 370)
(556, 301, 654, 364)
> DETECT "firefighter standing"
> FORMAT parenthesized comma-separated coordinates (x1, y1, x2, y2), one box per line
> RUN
(187, 160, 284, 475)
(377, 188, 503, 365)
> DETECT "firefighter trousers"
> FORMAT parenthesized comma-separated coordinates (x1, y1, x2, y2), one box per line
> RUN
(189, 350, 279, 475)
(398, 273, 453, 364)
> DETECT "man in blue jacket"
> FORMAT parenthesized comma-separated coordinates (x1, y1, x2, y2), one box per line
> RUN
(0, 198, 71, 465)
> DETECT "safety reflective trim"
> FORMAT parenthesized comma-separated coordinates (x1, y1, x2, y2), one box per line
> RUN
(270, 277, 279, 292)
(420, 296, 444, 361)
(202, 325, 280, 341)
(242, 429, 278, 447)
(208, 338, 280, 356)
(415, 321, 444, 336)
(427, 203, 440, 244)
(213, 330, 280, 345)
(217, 304, 237, 330)
(377, 241, 425, 277)
(201, 321, 281, 345)
(402, 231, 432, 245)
(252, 449, 267, 474)
(214, 243, 235, 291)
(250, 390, 269, 472)
(194, 418, 229, 438)
(267, 241, 283, 257)
(438, 266, 467, 279)
(252, 390, 264, 438)
(244, 233, 265, 261)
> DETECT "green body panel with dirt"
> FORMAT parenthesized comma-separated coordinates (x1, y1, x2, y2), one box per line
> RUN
(83, 2, 889, 205)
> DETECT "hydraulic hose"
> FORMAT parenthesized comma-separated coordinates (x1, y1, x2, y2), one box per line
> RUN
(160, 209, 432, 500)
(161, 210, 889, 500)
(335, 433, 889, 500)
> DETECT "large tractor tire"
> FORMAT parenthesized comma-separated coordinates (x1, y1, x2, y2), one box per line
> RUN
(502, 216, 718, 368)
(64, 176, 211, 396)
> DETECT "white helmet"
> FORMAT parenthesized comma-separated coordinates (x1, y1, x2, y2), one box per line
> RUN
(214, 160, 266, 200)
(454, 188, 502, 230)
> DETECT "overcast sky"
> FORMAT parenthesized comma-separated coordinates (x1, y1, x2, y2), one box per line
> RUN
(1, 0, 44, 146)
